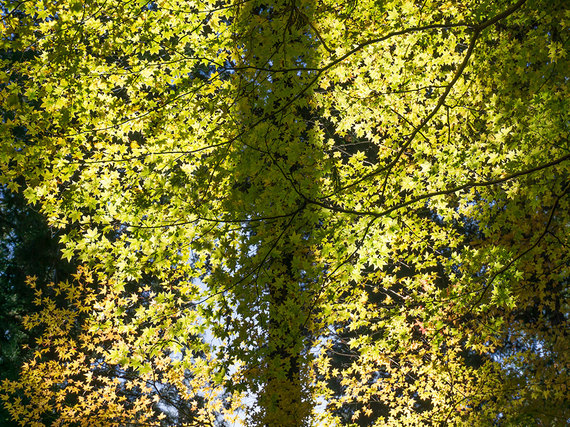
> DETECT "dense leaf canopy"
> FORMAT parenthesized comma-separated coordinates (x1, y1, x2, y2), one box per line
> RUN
(0, 0, 568, 425)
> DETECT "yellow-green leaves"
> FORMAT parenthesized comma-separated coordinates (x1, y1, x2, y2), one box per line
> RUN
(1, 0, 569, 425)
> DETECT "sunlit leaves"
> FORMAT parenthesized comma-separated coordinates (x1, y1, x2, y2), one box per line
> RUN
(1, 0, 569, 425)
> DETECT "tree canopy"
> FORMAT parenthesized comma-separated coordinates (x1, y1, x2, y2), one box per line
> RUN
(0, 0, 568, 425)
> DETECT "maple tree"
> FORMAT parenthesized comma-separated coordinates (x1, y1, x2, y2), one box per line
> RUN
(1, 0, 569, 425)
(0, 184, 73, 425)
(0, 188, 221, 426)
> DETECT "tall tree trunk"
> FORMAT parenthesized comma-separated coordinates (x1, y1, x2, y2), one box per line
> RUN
(260, 248, 307, 426)
(233, 1, 320, 424)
